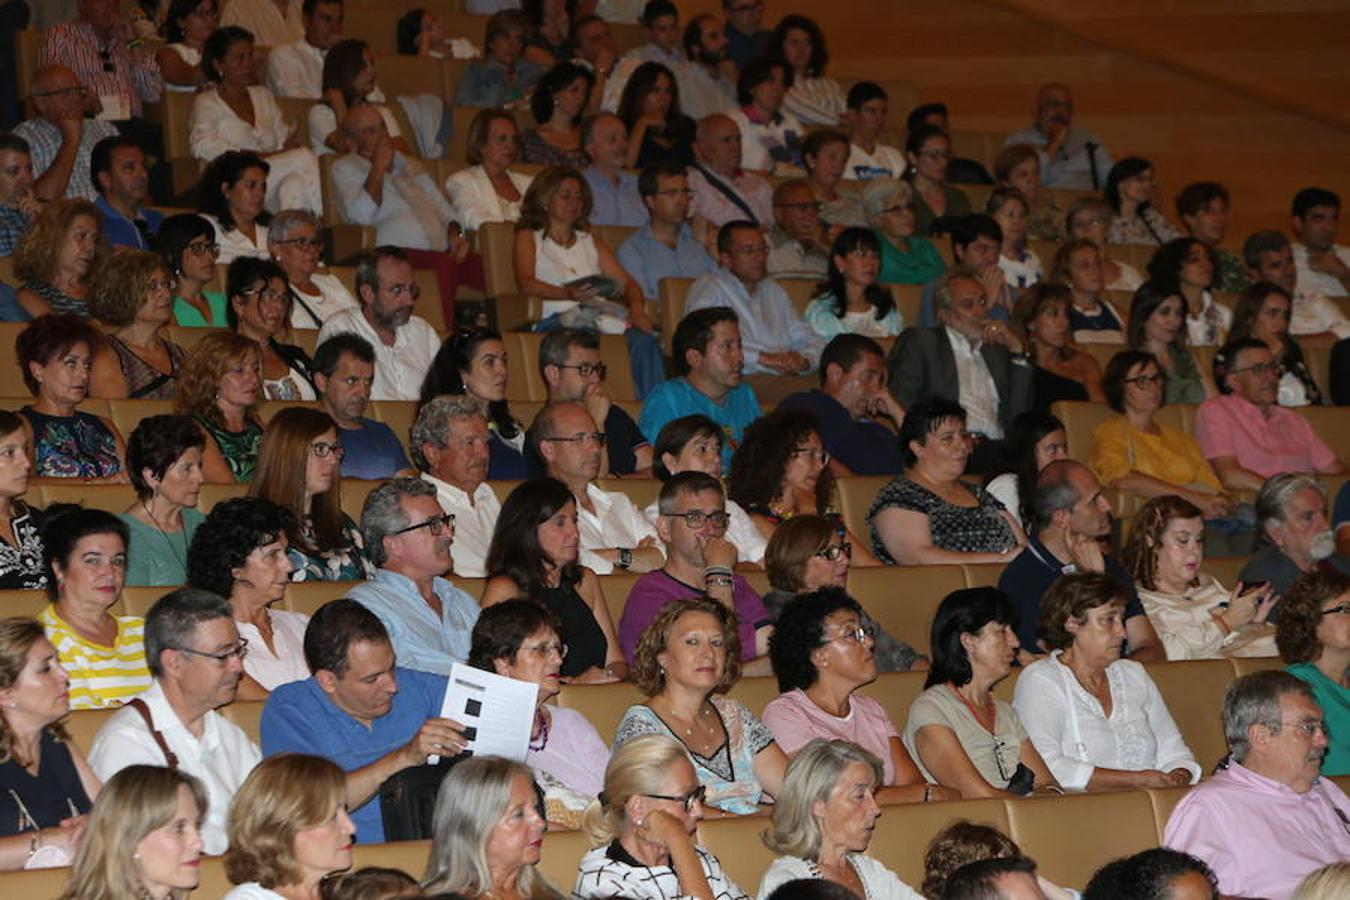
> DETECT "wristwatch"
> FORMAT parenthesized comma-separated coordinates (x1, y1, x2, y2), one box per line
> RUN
(617, 548, 633, 570)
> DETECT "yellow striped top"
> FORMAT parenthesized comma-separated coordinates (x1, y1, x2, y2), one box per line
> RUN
(38, 604, 153, 710)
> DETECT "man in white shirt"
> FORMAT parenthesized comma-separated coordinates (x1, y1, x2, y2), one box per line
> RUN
(602, 0, 686, 111)
(767, 179, 830, 279)
(534, 401, 664, 575)
(1244, 229, 1350, 342)
(317, 246, 441, 400)
(844, 82, 906, 181)
(413, 395, 501, 578)
(1291, 187, 1350, 299)
(222, 0, 304, 50)
(688, 114, 774, 235)
(88, 588, 261, 855)
(265, 0, 345, 99)
(677, 14, 736, 120)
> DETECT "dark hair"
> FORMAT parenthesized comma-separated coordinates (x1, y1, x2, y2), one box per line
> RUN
(322, 39, 370, 107)
(1038, 572, 1129, 651)
(1292, 187, 1340, 219)
(353, 245, 409, 304)
(903, 123, 948, 163)
(991, 411, 1064, 529)
(657, 470, 723, 517)
(1146, 237, 1216, 293)
(467, 599, 563, 672)
(144, 587, 234, 677)
(925, 588, 1015, 689)
(905, 102, 948, 134)
(419, 329, 519, 440)
(942, 857, 1038, 900)
(846, 81, 886, 111)
(312, 333, 375, 377)
(672, 306, 738, 376)
(1101, 349, 1161, 413)
(1125, 282, 1185, 353)
(302, 0, 341, 15)
(637, 161, 689, 199)
(41, 506, 129, 600)
(1175, 181, 1229, 220)
(14, 313, 101, 395)
(818, 333, 884, 388)
(1242, 229, 1289, 271)
(395, 8, 425, 55)
(769, 14, 829, 78)
(815, 227, 892, 326)
(1103, 156, 1152, 214)
(801, 123, 848, 161)
(1212, 336, 1269, 395)
(766, 880, 861, 900)
(897, 397, 967, 469)
(1083, 848, 1218, 900)
(716, 219, 761, 256)
(652, 414, 722, 481)
(737, 58, 791, 108)
(304, 599, 390, 676)
(949, 214, 1002, 253)
(198, 150, 271, 233)
(186, 497, 295, 600)
(0, 133, 31, 157)
(201, 25, 253, 83)
(538, 328, 598, 381)
(768, 587, 863, 692)
(154, 212, 216, 276)
(126, 414, 207, 500)
(530, 62, 595, 126)
(163, 0, 214, 44)
(617, 62, 688, 136)
(1276, 570, 1350, 666)
(728, 408, 833, 514)
(225, 256, 288, 331)
(485, 478, 581, 596)
(90, 135, 141, 192)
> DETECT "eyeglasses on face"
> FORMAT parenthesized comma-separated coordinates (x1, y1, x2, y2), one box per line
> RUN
(1230, 361, 1283, 377)
(814, 542, 852, 561)
(520, 640, 568, 659)
(1320, 603, 1350, 616)
(881, 203, 916, 215)
(147, 277, 180, 294)
(1123, 373, 1166, 387)
(381, 282, 421, 299)
(173, 639, 249, 664)
(392, 513, 456, 536)
(1277, 719, 1328, 738)
(240, 285, 287, 304)
(666, 510, 731, 530)
(542, 432, 608, 447)
(642, 784, 707, 813)
(185, 240, 221, 256)
(274, 237, 323, 250)
(311, 441, 346, 459)
(556, 362, 607, 379)
(824, 623, 874, 646)
(791, 446, 830, 464)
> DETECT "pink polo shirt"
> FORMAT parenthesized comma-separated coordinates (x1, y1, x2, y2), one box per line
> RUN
(1194, 394, 1338, 478)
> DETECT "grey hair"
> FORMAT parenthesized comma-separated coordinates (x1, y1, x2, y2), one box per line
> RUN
(933, 265, 982, 314)
(266, 209, 320, 244)
(1222, 670, 1315, 763)
(359, 477, 439, 567)
(762, 739, 883, 860)
(144, 587, 234, 677)
(1030, 459, 1086, 531)
(1255, 473, 1326, 535)
(860, 178, 912, 231)
(410, 395, 488, 472)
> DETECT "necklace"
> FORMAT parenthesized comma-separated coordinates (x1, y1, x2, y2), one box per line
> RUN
(529, 707, 551, 751)
(143, 498, 188, 575)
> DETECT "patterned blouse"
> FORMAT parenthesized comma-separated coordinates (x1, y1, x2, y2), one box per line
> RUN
(287, 515, 371, 582)
(0, 504, 47, 590)
(519, 129, 591, 168)
(867, 477, 1016, 564)
(1107, 207, 1181, 247)
(575, 841, 747, 900)
(197, 416, 262, 483)
(105, 334, 186, 400)
(21, 407, 120, 479)
(22, 281, 89, 317)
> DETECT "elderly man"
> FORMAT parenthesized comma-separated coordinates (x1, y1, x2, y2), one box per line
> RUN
(582, 113, 648, 227)
(316, 246, 441, 400)
(1244, 230, 1350, 342)
(538, 329, 651, 476)
(412, 396, 501, 578)
(618, 162, 717, 300)
(1002, 83, 1114, 191)
(722, 0, 769, 70)
(1291, 187, 1350, 299)
(1239, 473, 1350, 598)
(767, 178, 831, 279)
(312, 333, 410, 480)
(222, 0, 303, 49)
(619, 471, 772, 671)
(845, 83, 905, 181)
(918, 214, 1012, 327)
(13, 64, 118, 201)
(1195, 337, 1345, 492)
(349, 478, 480, 675)
(534, 401, 663, 575)
(888, 265, 1032, 473)
(1165, 671, 1350, 899)
(677, 15, 736, 120)
(0, 134, 38, 256)
(602, 0, 686, 111)
(266, 0, 344, 99)
(998, 460, 1164, 661)
(261, 599, 468, 845)
(688, 114, 774, 233)
(91, 134, 160, 249)
(89, 588, 261, 855)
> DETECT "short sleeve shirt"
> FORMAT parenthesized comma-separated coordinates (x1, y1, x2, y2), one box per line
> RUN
(903, 685, 1028, 789)
(762, 689, 900, 784)
(618, 570, 770, 664)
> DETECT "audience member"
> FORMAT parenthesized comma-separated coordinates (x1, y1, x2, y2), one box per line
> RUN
(984, 411, 1066, 531)
(156, 212, 229, 327)
(906, 103, 994, 186)
(418, 328, 529, 479)
(1243, 229, 1350, 342)
(90, 135, 160, 250)
(538, 329, 650, 476)
(1126, 282, 1213, 404)
(1003, 83, 1113, 191)
(1083, 848, 1219, 900)
(308, 39, 417, 159)
(320, 866, 423, 900)
(985, 188, 1040, 294)
(617, 62, 697, 170)
(265, 0, 345, 99)
(1014, 281, 1105, 406)
(728, 59, 805, 175)
(174, 331, 265, 483)
(1105, 157, 1181, 247)
(1065, 196, 1145, 291)
(677, 14, 736, 121)
(582, 113, 648, 226)
(117, 415, 205, 587)
(522, 0, 574, 69)
(454, 10, 546, 109)
(226, 256, 316, 401)
(1176, 181, 1249, 293)
(411, 396, 499, 578)
(722, 0, 770, 69)
(767, 178, 831, 280)
(1053, 239, 1125, 343)
(13, 198, 105, 318)
(688, 114, 774, 233)
(1230, 281, 1323, 407)
(942, 857, 1048, 900)
(905, 125, 972, 237)
(1239, 473, 1350, 598)
(0, 410, 45, 591)
(197, 150, 272, 264)
(0, 134, 37, 258)
(1291, 187, 1350, 299)
(922, 822, 1070, 900)
(87, 249, 187, 401)
(223, 0, 304, 47)
(864, 178, 945, 286)
(844, 83, 903, 181)
(444, 110, 534, 232)
(268, 209, 359, 329)
(618, 162, 717, 300)
(520, 63, 595, 168)
(993, 143, 1061, 243)
(602, 0, 686, 112)
(915, 215, 1013, 326)
(157, 0, 217, 92)
(14, 66, 118, 202)
(769, 15, 844, 126)
(1277, 570, 1350, 776)
(1147, 237, 1228, 347)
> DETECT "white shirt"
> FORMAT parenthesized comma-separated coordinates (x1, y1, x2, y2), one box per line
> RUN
(164, 44, 202, 92)
(677, 63, 736, 120)
(844, 142, 906, 181)
(317, 307, 441, 400)
(422, 472, 500, 578)
(224, 884, 285, 900)
(88, 681, 261, 855)
(289, 271, 359, 329)
(331, 151, 456, 252)
(189, 85, 292, 161)
(221, 0, 303, 47)
(758, 855, 922, 900)
(944, 327, 1003, 439)
(203, 215, 270, 265)
(445, 165, 534, 232)
(235, 608, 310, 691)
(265, 39, 324, 99)
(984, 472, 1022, 528)
(1292, 286, 1350, 339)
(307, 94, 398, 156)
(1294, 242, 1350, 298)
(1185, 289, 1233, 347)
(998, 249, 1043, 290)
(577, 482, 661, 575)
(726, 107, 807, 174)
(684, 268, 826, 374)
(645, 497, 767, 565)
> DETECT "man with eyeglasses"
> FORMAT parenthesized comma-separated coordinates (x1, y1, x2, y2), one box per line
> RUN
(13, 64, 118, 202)
(721, 0, 770, 71)
(1165, 671, 1350, 899)
(582, 113, 648, 227)
(1238, 474, 1350, 602)
(618, 162, 716, 301)
(767, 178, 830, 279)
(91, 134, 161, 249)
(266, 0, 345, 100)
(412, 395, 500, 578)
(313, 333, 411, 480)
(1003, 83, 1114, 192)
(620, 470, 773, 673)
(1196, 337, 1345, 493)
(0, 133, 38, 258)
(38, 0, 162, 131)
(349, 478, 481, 675)
(1243, 230, 1350, 344)
(89, 588, 262, 855)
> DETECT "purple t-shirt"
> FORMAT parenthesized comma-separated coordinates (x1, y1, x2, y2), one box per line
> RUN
(619, 570, 771, 664)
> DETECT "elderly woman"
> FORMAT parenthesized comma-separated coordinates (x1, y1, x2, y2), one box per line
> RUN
(616, 598, 788, 814)
(1277, 570, 1350, 776)
(60, 765, 206, 900)
(985, 411, 1068, 531)
(987, 187, 1042, 292)
(0, 617, 100, 869)
(617, 62, 697, 170)
(758, 740, 927, 900)
(155, 213, 228, 327)
(13, 199, 106, 318)
(1014, 282, 1104, 407)
(771, 15, 846, 126)
(88, 250, 186, 400)
(419, 329, 528, 479)
(118, 415, 206, 587)
(1147, 237, 1230, 348)
(424, 755, 559, 899)
(469, 600, 610, 826)
(267, 209, 359, 329)
(1052, 239, 1126, 344)
(250, 407, 368, 582)
(1065, 197, 1144, 292)
(863, 179, 945, 286)
(227, 257, 315, 401)
(1126, 283, 1213, 404)
(520, 63, 595, 167)
(1012, 572, 1200, 790)
(867, 398, 1024, 565)
(0, 410, 44, 591)
(158, 0, 217, 91)
(805, 227, 903, 338)
(453, 10, 546, 109)
(728, 58, 805, 174)
(223, 754, 355, 899)
(903, 588, 1059, 798)
(904, 126, 971, 237)
(577, 734, 747, 900)
(1105, 157, 1181, 247)
(1230, 281, 1323, 407)
(993, 143, 1061, 243)
(175, 331, 264, 483)
(187, 497, 309, 698)
(1123, 495, 1277, 659)
(802, 131, 865, 229)
(16, 314, 127, 482)
(762, 589, 939, 798)
(198, 150, 272, 265)
(446, 110, 535, 233)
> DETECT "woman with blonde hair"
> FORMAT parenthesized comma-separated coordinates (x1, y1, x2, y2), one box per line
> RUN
(60, 765, 207, 900)
(1294, 863, 1350, 900)
(223, 754, 356, 899)
(13, 199, 107, 318)
(423, 755, 560, 900)
(445, 109, 534, 232)
(576, 734, 747, 900)
(88, 250, 187, 400)
(174, 331, 264, 483)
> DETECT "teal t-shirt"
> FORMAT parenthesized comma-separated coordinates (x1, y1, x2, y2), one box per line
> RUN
(118, 507, 205, 587)
(1287, 661, 1350, 776)
(878, 233, 945, 286)
(173, 291, 229, 328)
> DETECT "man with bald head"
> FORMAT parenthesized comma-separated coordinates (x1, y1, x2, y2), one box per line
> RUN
(1003, 82, 1114, 191)
(14, 65, 119, 201)
(767, 178, 830, 278)
(688, 114, 773, 238)
(582, 113, 647, 227)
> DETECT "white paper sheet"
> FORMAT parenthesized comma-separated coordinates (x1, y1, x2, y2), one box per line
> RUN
(432, 663, 538, 764)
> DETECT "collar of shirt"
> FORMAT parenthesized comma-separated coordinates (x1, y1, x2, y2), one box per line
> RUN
(421, 471, 493, 508)
(95, 194, 147, 225)
(1223, 760, 1328, 799)
(140, 680, 221, 749)
(370, 566, 452, 603)
(583, 481, 616, 518)
(944, 325, 984, 356)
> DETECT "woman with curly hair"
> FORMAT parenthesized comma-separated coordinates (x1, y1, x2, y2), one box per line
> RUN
(1228, 281, 1323, 407)
(1146, 237, 1229, 347)
(1277, 570, 1350, 775)
(804, 227, 901, 338)
(118, 415, 206, 587)
(921, 822, 1074, 900)
(520, 63, 595, 168)
(769, 14, 845, 127)
(174, 331, 264, 483)
(13, 199, 106, 318)
(418, 328, 527, 480)
(88, 250, 187, 400)
(617, 62, 696, 170)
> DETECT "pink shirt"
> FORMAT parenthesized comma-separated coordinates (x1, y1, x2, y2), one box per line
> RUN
(1164, 763, 1350, 900)
(761, 688, 900, 785)
(1193, 394, 1338, 478)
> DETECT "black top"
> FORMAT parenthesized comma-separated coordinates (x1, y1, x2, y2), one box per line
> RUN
(0, 503, 47, 591)
(633, 116, 697, 170)
(534, 581, 607, 678)
(1032, 365, 1088, 412)
(0, 730, 92, 837)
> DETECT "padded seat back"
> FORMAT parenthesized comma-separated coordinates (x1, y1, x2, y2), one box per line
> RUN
(480, 221, 519, 297)
(855, 671, 928, 737)
(658, 276, 695, 354)
(848, 565, 966, 656)
(960, 563, 1005, 589)
(65, 707, 117, 756)
(835, 475, 890, 548)
(219, 699, 264, 744)
(1294, 405, 1350, 455)
(197, 482, 248, 512)
(38, 482, 136, 511)
(285, 580, 361, 616)
(537, 826, 597, 891)
(1197, 555, 1245, 590)
(1145, 785, 1191, 842)
(1146, 659, 1235, 772)
(727, 676, 780, 720)
(0, 589, 48, 619)
(779, 278, 817, 317)
(555, 681, 645, 744)
(368, 400, 419, 456)
(890, 284, 923, 330)
(1004, 789, 1159, 887)
(122, 586, 170, 617)
(1228, 656, 1282, 678)
(698, 813, 777, 894)
(352, 839, 432, 881)
(105, 398, 174, 436)
(871, 796, 1011, 889)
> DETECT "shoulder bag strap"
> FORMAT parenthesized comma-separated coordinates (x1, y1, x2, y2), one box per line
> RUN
(693, 163, 760, 226)
(127, 698, 180, 770)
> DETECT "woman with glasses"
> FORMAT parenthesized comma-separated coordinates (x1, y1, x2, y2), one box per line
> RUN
(1052, 239, 1126, 345)
(38, 507, 152, 709)
(805, 227, 902, 339)
(155, 213, 229, 327)
(861, 178, 944, 287)
(904, 588, 1059, 798)
(483, 478, 627, 684)
(419, 329, 528, 480)
(175, 331, 264, 483)
(762, 589, 944, 800)
(617, 598, 788, 814)
(576, 734, 747, 900)
(1277, 571, 1350, 776)
(1012, 572, 1199, 791)
(118, 415, 206, 587)
(903, 125, 971, 237)
(0, 617, 99, 870)
(867, 398, 1024, 566)
(249, 407, 370, 582)
(227, 257, 316, 401)
(1105, 157, 1180, 248)
(13, 199, 106, 319)
(88, 250, 187, 401)
(267, 210, 359, 329)
(1126, 282, 1213, 405)
(1064, 197, 1144, 292)
(1229, 281, 1322, 408)
(1012, 281, 1105, 408)
(187, 497, 310, 698)
(468, 600, 610, 827)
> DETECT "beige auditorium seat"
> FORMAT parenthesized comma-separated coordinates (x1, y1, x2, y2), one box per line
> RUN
(535, 826, 597, 890)
(554, 681, 645, 745)
(875, 796, 1011, 888)
(961, 563, 1006, 589)
(121, 586, 171, 616)
(780, 278, 818, 317)
(37, 482, 135, 512)
(341, 478, 384, 520)
(1146, 659, 1236, 773)
(836, 474, 889, 546)
(1144, 784, 1191, 842)
(1228, 656, 1283, 677)
(65, 706, 116, 756)
(198, 482, 248, 512)
(1198, 555, 1247, 589)
(848, 565, 966, 657)
(106, 398, 175, 436)
(697, 813, 778, 893)
(856, 670, 929, 736)
(727, 675, 780, 720)
(285, 580, 361, 616)
(658, 276, 695, 354)
(890, 284, 923, 329)
(368, 400, 420, 456)
(1004, 789, 1160, 888)
(0, 589, 50, 619)
(220, 699, 264, 744)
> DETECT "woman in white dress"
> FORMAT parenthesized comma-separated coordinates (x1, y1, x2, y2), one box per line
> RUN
(446, 109, 535, 232)
(156, 0, 217, 91)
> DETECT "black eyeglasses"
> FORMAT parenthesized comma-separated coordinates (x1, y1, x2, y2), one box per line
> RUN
(1321, 604, 1350, 617)
(555, 362, 607, 379)
(311, 441, 346, 459)
(665, 510, 730, 530)
(172, 639, 249, 664)
(642, 784, 706, 813)
(391, 513, 455, 536)
(1123, 373, 1166, 387)
(273, 237, 323, 250)
(814, 542, 852, 561)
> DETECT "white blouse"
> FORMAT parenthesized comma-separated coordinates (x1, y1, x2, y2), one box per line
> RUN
(1136, 575, 1278, 660)
(783, 76, 847, 127)
(164, 44, 202, 92)
(445, 165, 534, 232)
(189, 84, 293, 161)
(235, 608, 310, 691)
(757, 855, 922, 900)
(289, 272, 359, 329)
(204, 215, 271, 265)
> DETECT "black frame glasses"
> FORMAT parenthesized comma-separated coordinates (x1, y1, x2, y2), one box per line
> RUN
(642, 785, 706, 813)
(555, 362, 607, 379)
(541, 432, 608, 447)
(173, 639, 249, 664)
(310, 441, 346, 459)
(391, 513, 455, 536)
(665, 510, 731, 530)
(814, 542, 852, 561)
(1320, 603, 1350, 617)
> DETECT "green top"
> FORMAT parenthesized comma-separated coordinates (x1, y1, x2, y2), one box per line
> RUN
(117, 507, 206, 586)
(912, 184, 973, 237)
(1288, 661, 1350, 776)
(878, 232, 946, 286)
(173, 291, 229, 328)
(1165, 344, 1208, 406)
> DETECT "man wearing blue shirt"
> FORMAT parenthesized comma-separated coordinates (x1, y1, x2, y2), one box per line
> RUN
(91, 135, 162, 249)
(261, 599, 469, 844)
(313, 334, 411, 480)
(618, 162, 716, 299)
(582, 113, 648, 227)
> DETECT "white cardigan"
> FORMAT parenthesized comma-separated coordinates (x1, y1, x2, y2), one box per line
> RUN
(190, 84, 292, 160)
(444, 165, 534, 232)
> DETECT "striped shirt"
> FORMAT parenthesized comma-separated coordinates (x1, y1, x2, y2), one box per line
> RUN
(39, 604, 152, 709)
(39, 21, 163, 119)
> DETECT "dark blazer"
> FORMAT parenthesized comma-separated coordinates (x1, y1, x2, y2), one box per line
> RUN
(885, 326, 1034, 433)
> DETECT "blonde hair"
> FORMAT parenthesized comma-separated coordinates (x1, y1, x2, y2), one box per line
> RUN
(13, 198, 106, 285)
(1294, 863, 1350, 900)
(225, 754, 348, 889)
(762, 739, 882, 860)
(582, 734, 691, 847)
(631, 598, 741, 696)
(173, 331, 261, 428)
(89, 249, 167, 327)
(0, 617, 68, 765)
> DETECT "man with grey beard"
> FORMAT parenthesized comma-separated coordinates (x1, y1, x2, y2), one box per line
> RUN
(1240, 473, 1350, 600)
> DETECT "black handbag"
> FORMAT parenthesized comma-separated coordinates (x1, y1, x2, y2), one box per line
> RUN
(378, 757, 465, 841)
